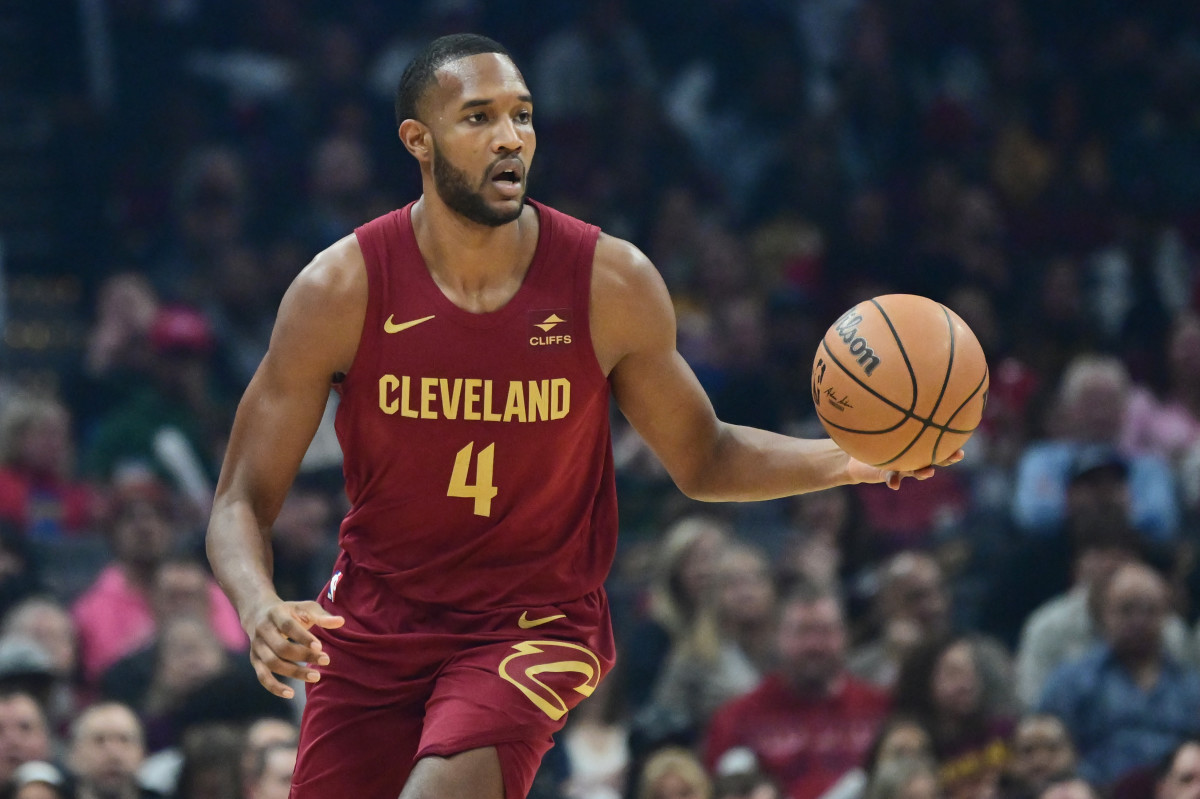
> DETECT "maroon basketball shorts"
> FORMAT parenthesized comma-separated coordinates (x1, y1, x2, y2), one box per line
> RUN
(290, 554, 616, 799)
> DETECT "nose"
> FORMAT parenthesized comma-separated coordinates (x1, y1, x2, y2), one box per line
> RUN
(492, 116, 522, 154)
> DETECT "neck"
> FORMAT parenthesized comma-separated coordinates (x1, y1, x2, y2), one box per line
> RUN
(1116, 649, 1162, 688)
(411, 196, 531, 305)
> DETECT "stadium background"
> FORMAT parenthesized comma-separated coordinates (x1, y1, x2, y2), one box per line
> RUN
(0, 2, 1198, 799)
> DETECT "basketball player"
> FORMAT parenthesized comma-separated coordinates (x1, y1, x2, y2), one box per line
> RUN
(206, 33, 961, 799)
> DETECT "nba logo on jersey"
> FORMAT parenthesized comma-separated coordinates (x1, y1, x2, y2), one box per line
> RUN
(529, 310, 573, 347)
(327, 570, 343, 602)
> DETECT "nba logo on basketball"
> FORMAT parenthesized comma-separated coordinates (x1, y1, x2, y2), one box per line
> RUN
(529, 310, 572, 346)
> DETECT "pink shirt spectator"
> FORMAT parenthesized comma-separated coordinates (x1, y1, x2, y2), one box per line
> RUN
(1121, 386, 1200, 463)
(71, 565, 246, 683)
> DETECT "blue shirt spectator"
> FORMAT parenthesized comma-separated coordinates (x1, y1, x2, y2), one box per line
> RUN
(1037, 563, 1200, 788)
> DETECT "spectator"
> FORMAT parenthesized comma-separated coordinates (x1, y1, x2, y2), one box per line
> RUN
(239, 717, 299, 787)
(1002, 714, 1079, 799)
(821, 715, 935, 799)
(244, 741, 296, 799)
(705, 581, 890, 799)
(10, 761, 69, 799)
(71, 480, 243, 685)
(851, 552, 1014, 712)
(1155, 741, 1200, 799)
(66, 702, 158, 799)
(1014, 518, 1190, 708)
(864, 757, 941, 799)
(172, 723, 242, 799)
(1122, 313, 1200, 466)
(82, 305, 232, 522)
(268, 474, 340, 604)
(620, 515, 730, 716)
(0, 690, 53, 790)
(638, 747, 711, 799)
(1011, 355, 1178, 541)
(0, 394, 102, 540)
(647, 541, 774, 739)
(0, 600, 82, 739)
(0, 524, 46, 622)
(1039, 563, 1200, 788)
(892, 635, 1015, 799)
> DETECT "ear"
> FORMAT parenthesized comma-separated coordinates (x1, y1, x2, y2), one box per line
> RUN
(399, 119, 431, 163)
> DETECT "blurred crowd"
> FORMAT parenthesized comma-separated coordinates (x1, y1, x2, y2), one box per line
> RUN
(3, 0, 1200, 798)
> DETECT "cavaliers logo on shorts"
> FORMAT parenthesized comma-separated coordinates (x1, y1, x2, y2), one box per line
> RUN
(497, 640, 601, 720)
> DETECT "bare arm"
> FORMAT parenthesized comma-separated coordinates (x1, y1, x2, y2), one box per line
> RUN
(206, 235, 365, 696)
(593, 235, 947, 501)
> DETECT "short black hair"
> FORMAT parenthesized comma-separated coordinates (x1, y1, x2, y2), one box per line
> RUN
(395, 33, 513, 127)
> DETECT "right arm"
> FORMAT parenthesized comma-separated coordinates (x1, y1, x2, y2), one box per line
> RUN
(206, 235, 366, 698)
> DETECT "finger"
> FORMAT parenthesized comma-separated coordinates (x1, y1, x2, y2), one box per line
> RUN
(252, 639, 323, 683)
(887, 472, 902, 490)
(912, 466, 936, 480)
(936, 449, 966, 467)
(293, 601, 346, 631)
(258, 626, 322, 666)
(249, 653, 299, 699)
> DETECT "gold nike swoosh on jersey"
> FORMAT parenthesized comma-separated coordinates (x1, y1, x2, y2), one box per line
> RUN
(384, 314, 436, 333)
(517, 611, 566, 629)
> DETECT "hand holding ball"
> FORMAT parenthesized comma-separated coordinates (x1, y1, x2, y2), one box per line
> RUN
(812, 294, 988, 472)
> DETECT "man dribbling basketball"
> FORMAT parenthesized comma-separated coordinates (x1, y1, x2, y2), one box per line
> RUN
(205, 33, 962, 799)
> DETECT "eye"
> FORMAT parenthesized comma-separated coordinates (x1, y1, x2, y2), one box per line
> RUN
(516, 109, 532, 124)
(466, 112, 487, 124)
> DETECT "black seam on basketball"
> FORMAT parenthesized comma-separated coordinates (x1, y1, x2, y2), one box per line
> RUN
(818, 339, 975, 434)
(815, 407, 911, 435)
(931, 363, 989, 461)
(870, 298, 919, 414)
(907, 304, 957, 465)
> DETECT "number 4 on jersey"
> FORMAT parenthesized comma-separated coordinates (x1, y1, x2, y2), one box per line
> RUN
(448, 442, 498, 516)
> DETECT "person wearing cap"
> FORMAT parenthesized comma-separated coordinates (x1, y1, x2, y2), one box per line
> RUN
(10, 760, 69, 799)
(0, 688, 53, 789)
(1011, 354, 1179, 542)
(81, 304, 231, 523)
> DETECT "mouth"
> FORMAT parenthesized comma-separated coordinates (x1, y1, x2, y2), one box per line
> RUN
(488, 159, 525, 198)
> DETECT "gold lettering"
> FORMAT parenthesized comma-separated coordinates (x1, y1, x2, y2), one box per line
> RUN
(528, 380, 549, 422)
(503, 381, 527, 423)
(464, 379, 482, 421)
(378, 375, 399, 415)
(420, 377, 438, 419)
(482, 380, 502, 422)
(399, 376, 419, 418)
(439, 378, 462, 419)
(551, 378, 570, 420)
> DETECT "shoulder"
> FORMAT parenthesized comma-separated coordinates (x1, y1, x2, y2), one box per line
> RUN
(589, 233, 674, 368)
(285, 234, 367, 314)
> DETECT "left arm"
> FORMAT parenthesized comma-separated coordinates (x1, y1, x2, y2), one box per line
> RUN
(591, 234, 946, 502)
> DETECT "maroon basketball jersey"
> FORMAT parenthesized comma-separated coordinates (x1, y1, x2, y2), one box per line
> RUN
(335, 200, 617, 610)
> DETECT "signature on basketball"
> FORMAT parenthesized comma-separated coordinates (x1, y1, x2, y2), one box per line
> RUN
(823, 387, 854, 411)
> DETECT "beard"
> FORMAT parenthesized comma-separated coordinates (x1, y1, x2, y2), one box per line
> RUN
(432, 142, 525, 227)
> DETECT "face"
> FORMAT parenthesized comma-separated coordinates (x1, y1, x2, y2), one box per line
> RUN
(651, 771, 705, 799)
(8, 604, 76, 676)
(931, 642, 981, 719)
(153, 563, 211, 620)
(14, 784, 62, 799)
(241, 719, 298, 780)
(1041, 779, 1098, 799)
(0, 695, 50, 782)
(1011, 717, 1076, 790)
(418, 53, 535, 227)
(1101, 566, 1167, 657)
(887, 557, 949, 635)
(69, 705, 144, 795)
(718, 550, 775, 626)
(777, 598, 846, 693)
(248, 746, 296, 799)
(111, 499, 173, 569)
(878, 724, 933, 765)
(676, 529, 726, 608)
(1158, 743, 1200, 799)
(899, 773, 942, 799)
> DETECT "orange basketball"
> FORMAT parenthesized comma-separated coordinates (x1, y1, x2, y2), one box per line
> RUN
(811, 294, 989, 471)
